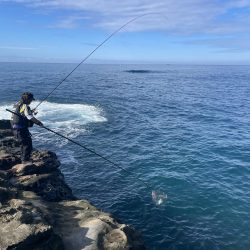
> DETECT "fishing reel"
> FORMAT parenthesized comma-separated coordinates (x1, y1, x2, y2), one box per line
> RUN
(32, 109, 38, 116)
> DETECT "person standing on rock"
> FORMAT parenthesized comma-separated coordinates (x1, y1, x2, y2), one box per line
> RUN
(10, 92, 43, 164)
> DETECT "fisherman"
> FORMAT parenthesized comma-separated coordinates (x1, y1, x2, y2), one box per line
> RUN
(11, 92, 43, 163)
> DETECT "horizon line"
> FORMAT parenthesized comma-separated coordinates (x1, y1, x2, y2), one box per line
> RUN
(0, 60, 250, 66)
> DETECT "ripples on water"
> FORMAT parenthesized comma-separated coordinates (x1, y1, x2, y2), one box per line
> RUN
(0, 63, 250, 249)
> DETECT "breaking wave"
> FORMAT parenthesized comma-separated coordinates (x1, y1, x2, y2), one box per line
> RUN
(0, 100, 107, 140)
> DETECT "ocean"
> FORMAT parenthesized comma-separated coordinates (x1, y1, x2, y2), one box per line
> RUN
(0, 62, 249, 249)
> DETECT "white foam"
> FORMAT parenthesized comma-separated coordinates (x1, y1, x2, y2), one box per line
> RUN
(33, 101, 107, 125)
(0, 100, 107, 140)
(1, 100, 107, 163)
(0, 104, 13, 120)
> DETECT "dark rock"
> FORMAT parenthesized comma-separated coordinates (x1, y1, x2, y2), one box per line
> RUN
(10, 170, 75, 202)
(0, 169, 12, 180)
(11, 162, 37, 176)
(31, 150, 61, 171)
(0, 187, 12, 203)
(11, 158, 59, 177)
(0, 129, 13, 139)
(0, 145, 21, 156)
(0, 136, 19, 148)
(0, 152, 21, 170)
(121, 225, 147, 249)
(0, 120, 11, 130)
(0, 170, 14, 195)
(32, 150, 58, 162)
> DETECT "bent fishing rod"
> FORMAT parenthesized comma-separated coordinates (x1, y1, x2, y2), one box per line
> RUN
(34, 13, 152, 111)
(6, 108, 153, 191)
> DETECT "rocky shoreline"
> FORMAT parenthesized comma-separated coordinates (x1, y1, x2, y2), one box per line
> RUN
(0, 120, 145, 250)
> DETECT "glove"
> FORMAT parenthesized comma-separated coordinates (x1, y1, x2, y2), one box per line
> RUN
(32, 109, 38, 115)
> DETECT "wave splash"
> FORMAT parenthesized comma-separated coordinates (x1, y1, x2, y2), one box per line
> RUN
(0, 101, 107, 140)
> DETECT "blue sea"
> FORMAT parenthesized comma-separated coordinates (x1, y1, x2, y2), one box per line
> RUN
(0, 62, 249, 250)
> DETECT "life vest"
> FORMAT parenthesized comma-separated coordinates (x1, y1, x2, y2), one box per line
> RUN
(11, 101, 34, 129)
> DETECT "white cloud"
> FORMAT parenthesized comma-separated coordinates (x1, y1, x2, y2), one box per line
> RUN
(48, 16, 90, 29)
(2, 0, 250, 34)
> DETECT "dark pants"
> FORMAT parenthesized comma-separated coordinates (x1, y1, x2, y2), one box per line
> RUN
(13, 128, 33, 162)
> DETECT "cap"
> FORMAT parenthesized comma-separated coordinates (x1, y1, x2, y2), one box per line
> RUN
(21, 92, 35, 101)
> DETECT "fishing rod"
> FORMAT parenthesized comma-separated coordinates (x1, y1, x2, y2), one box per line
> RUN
(34, 13, 152, 111)
(6, 108, 153, 191)
(10, 13, 169, 203)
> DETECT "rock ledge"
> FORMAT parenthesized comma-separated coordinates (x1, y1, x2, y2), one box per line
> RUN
(0, 120, 145, 250)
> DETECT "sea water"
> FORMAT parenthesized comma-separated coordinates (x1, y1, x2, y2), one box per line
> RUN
(0, 62, 249, 249)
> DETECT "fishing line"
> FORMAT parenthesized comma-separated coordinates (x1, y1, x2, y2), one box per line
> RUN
(34, 13, 158, 111)
(6, 109, 167, 205)
(18, 13, 169, 204)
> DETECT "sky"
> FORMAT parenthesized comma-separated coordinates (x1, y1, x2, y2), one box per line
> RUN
(1, 0, 250, 64)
